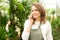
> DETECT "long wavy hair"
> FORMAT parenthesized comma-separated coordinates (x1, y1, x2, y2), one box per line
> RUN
(31, 2, 46, 24)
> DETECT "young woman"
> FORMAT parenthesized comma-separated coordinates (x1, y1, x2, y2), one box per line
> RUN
(22, 2, 53, 40)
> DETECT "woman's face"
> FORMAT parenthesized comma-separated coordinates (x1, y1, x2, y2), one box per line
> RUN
(31, 6, 40, 19)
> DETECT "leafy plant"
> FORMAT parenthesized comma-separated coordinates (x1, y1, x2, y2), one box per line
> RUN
(51, 16, 60, 40)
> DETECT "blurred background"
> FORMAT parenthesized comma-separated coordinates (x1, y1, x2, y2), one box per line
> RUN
(0, 0, 60, 40)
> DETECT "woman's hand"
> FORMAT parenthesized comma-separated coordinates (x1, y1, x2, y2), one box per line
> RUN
(28, 14, 34, 25)
(26, 14, 34, 33)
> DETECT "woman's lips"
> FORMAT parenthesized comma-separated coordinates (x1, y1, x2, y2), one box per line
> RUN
(33, 14, 38, 16)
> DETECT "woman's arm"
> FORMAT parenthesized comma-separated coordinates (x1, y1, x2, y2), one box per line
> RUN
(22, 20, 33, 40)
(46, 22, 53, 40)
(22, 14, 34, 40)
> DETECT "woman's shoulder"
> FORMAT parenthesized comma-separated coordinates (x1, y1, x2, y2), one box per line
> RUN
(45, 20, 51, 25)
(25, 19, 29, 23)
(24, 19, 30, 25)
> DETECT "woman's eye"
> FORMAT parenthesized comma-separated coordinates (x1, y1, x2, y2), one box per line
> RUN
(35, 9, 38, 11)
(31, 10, 34, 12)
(31, 9, 38, 12)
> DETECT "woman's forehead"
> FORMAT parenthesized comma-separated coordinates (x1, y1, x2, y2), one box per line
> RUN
(31, 6, 37, 10)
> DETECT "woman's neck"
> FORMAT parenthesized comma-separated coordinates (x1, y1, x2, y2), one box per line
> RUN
(35, 17, 40, 22)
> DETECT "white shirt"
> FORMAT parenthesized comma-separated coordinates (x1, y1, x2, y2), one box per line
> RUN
(22, 20, 53, 40)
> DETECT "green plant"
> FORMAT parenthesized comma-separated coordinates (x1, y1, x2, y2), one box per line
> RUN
(51, 16, 60, 40)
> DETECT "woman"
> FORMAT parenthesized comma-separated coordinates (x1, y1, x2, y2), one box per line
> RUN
(22, 2, 53, 40)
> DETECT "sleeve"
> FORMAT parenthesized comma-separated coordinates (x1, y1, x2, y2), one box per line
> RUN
(22, 20, 30, 40)
(46, 21, 53, 40)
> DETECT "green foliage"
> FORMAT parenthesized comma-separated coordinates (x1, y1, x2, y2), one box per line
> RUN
(0, 16, 8, 26)
(51, 16, 60, 40)
(21, 0, 31, 19)
(0, 26, 6, 40)
(0, 13, 7, 40)
(47, 16, 60, 40)
(7, 0, 25, 40)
